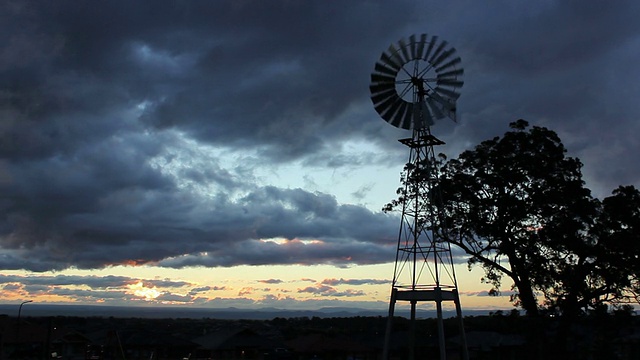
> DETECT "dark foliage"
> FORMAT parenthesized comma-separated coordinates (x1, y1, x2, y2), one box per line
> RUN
(386, 120, 640, 317)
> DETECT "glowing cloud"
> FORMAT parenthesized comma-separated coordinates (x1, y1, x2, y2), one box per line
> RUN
(129, 281, 161, 301)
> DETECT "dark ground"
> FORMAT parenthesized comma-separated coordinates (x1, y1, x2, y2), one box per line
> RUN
(3, 309, 640, 359)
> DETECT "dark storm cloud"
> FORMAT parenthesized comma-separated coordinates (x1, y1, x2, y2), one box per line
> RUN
(1, 0, 639, 274)
(442, 1, 640, 196)
(0, 274, 189, 289)
(1, 1, 409, 160)
(151, 186, 399, 268)
(0, 0, 406, 272)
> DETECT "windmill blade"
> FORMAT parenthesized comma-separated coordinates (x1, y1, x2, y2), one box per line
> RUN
(431, 92, 457, 122)
(434, 86, 461, 100)
(374, 62, 398, 77)
(416, 34, 428, 60)
(436, 79, 464, 88)
(387, 43, 406, 69)
(370, 82, 395, 97)
(429, 91, 456, 111)
(429, 40, 447, 64)
(374, 95, 401, 119)
(438, 68, 464, 79)
(435, 57, 462, 73)
(396, 102, 413, 130)
(399, 102, 414, 129)
(374, 63, 397, 77)
(387, 98, 407, 127)
(386, 103, 403, 128)
(399, 39, 411, 63)
(379, 95, 404, 121)
(423, 103, 436, 127)
(380, 52, 402, 71)
(370, 88, 396, 105)
(370, 76, 395, 89)
(369, 81, 395, 96)
(423, 35, 438, 61)
(370, 73, 395, 85)
(432, 48, 456, 68)
(426, 97, 445, 120)
(409, 34, 417, 59)
(373, 88, 400, 107)
(380, 103, 403, 125)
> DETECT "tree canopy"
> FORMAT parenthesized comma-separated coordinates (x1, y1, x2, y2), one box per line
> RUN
(387, 120, 640, 317)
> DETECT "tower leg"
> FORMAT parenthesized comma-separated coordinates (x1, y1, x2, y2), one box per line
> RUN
(383, 288, 397, 360)
(409, 301, 416, 360)
(436, 288, 446, 360)
(454, 292, 469, 360)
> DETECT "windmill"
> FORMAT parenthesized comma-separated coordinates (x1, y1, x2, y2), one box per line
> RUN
(370, 34, 468, 360)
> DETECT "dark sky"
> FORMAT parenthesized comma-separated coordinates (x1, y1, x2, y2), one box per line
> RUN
(1, 0, 639, 274)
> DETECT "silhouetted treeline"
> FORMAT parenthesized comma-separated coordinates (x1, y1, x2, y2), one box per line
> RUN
(3, 310, 639, 359)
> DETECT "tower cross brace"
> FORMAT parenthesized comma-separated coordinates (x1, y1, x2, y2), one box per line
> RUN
(382, 127, 468, 360)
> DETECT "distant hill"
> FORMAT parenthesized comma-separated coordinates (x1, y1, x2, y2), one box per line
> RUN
(0, 303, 496, 319)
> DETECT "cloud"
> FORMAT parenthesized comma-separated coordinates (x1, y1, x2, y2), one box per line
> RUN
(1, 0, 639, 279)
(258, 279, 283, 284)
(321, 278, 388, 286)
(189, 285, 227, 295)
(297, 284, 366, 298)
(334, 289, 366, 297)
(142, 279, 192, 288)
(0, 273, 191, 302)
(462, 290, 516, 297)
(0, 274, 140, 288)
(2, 283, 21, 291)
(49, 288, 130, 300)
(238, 287, 254, 296)
(298, 285, 335, 295)
(155, 292, 194, 303)
(0, 1, 405, 273)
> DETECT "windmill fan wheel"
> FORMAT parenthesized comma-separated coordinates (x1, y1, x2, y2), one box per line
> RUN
(370, 34, 463, 130)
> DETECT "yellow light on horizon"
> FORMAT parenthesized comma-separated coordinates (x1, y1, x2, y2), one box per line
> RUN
(129, 281, 161, 300)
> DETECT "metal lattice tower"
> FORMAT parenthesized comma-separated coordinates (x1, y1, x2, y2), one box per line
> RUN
(382, 128, 468, 360)
(368, 34, 468, 360)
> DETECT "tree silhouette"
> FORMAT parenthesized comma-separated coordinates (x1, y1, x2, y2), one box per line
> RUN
(386, 120, 640, 317)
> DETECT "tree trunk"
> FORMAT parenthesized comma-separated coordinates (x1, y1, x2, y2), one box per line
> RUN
(508, 253, 539, 316)
(513, 275, 539, 316)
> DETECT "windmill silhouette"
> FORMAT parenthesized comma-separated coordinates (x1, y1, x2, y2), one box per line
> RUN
(369, 34, 469, 360)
